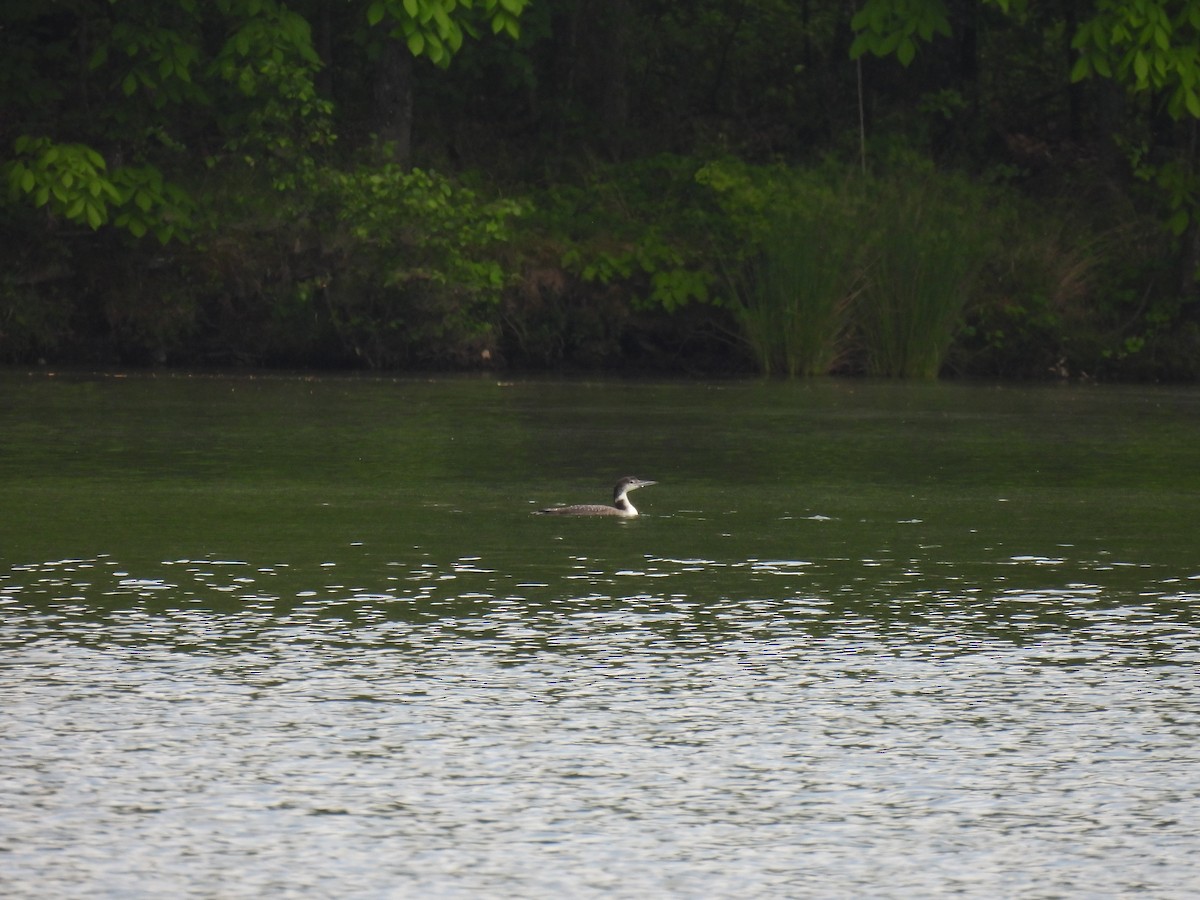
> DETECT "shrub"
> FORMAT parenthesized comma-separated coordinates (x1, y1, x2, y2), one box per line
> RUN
(315, 160, 527, 367)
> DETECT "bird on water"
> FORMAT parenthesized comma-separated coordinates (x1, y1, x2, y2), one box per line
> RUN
(535, 476, 657, 518)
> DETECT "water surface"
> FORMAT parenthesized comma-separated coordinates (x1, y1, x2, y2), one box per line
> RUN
(2, 372, 1198, 897)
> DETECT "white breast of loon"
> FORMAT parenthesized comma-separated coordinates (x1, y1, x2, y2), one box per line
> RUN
(535, 476, 657, 517)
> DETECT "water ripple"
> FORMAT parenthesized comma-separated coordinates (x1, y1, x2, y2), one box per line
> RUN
(2, 550, 1199, 898)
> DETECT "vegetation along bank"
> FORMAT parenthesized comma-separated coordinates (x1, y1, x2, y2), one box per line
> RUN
(4, 1, 1200, 379)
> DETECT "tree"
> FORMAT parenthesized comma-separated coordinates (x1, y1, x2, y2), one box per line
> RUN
(2, 0, 329, 240)
(850, 0, 1200, 297)
(362, 0, 529, 165)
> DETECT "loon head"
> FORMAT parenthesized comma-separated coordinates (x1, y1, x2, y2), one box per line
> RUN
(613, 476, 656, 501)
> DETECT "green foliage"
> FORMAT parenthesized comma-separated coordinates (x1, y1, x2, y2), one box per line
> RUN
(366, 0, 529, 66)
(315, 161, 526, 366)
(734, 208, 863, 376)
(543, 157, 718, 314)
(698, 158, 865, 375)
(850, 0, 952, 66)
(3, 0, 1200, 377)
(98, 16, 207, 109)
(329, 162, 523, 294)
(697, 156, 1004, 378)
(1118, 139, 1195, 235)
(4, 138, 116, 231)
(209, 2, 334, 188)
(4, 136, 194, 243)
(1070, 0, 1200, 118)
(858, 172, 995, 378)
(82, 0, 333, 189)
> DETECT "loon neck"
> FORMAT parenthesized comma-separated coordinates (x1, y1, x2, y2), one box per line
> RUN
(614, 493, 637, 516)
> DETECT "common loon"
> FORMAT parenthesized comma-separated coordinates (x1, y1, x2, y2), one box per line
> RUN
(535, 476, 657, 517)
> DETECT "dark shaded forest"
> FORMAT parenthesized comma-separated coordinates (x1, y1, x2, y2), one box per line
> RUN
(4, 0, 1200, 379)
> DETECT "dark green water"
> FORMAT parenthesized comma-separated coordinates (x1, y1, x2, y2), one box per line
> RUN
(2, 371, 1198, 897)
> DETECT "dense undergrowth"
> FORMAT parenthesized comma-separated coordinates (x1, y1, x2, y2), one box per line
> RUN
(6, 1, 1200, 380)
(4, 148, 1195, 380)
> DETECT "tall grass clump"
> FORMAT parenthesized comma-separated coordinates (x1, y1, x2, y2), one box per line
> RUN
(700, 161, 867, 375)
(737, 202, 865, 375)
(857, 174, 995, 378)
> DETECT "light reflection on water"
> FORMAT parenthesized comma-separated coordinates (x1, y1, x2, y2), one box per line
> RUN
(3, 550, 1199, 898)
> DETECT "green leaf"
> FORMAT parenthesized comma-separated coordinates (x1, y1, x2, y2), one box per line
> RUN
(404, 0, 420, 16)
(1070, 56, 1092, 82)
(1133, 50, 1149, 84)
(367, 1, 386, 26)
(1187, 87, 1200, 118)
(406, 30, 425, 55)
(897, 37, 916, 67)
(432, 4, 452, 34)
(85, 202, 104, 229)
(122, 73, 138, 95)
(19, 168, 35, 193)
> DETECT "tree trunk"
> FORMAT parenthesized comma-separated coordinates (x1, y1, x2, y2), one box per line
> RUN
(597, 0, 631, 159)
(375, 37, 414, 167)
(548, 2, 582, 155)
(315, 3, 333, 103)
(1177, 119, 1200, 302)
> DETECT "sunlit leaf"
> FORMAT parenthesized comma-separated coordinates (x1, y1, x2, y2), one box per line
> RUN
(1187, 87, 1200, 118)
(1133, 50, 1149, 84)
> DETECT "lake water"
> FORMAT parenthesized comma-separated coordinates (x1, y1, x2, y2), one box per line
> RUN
(2, 371, 1198, 898)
